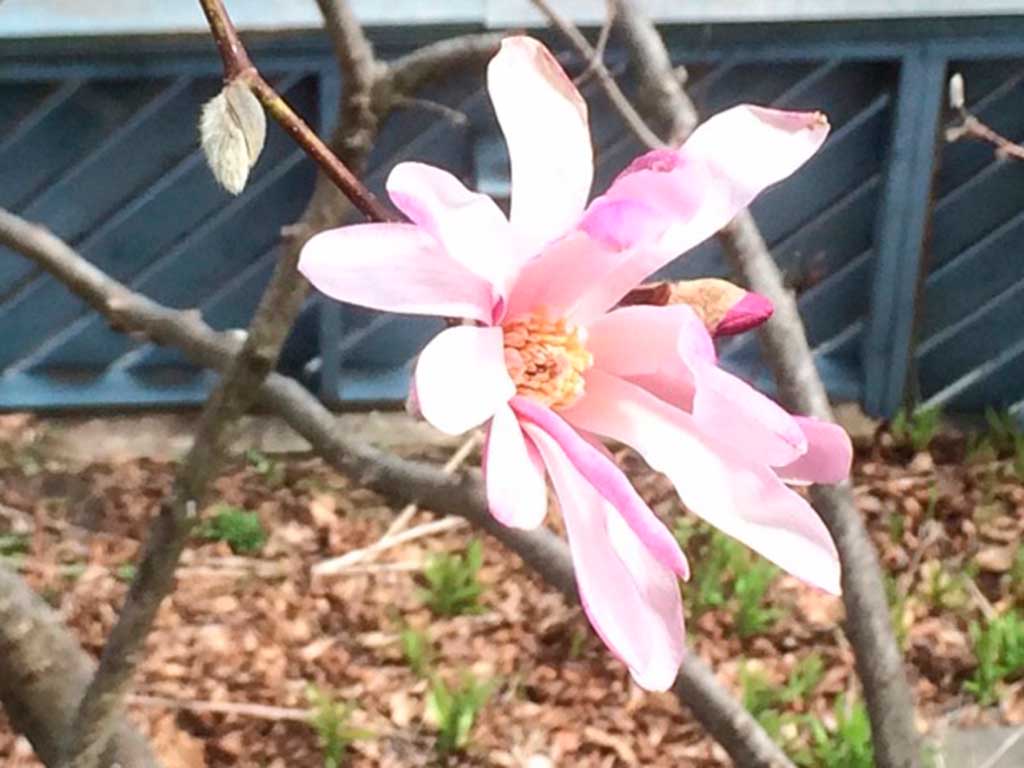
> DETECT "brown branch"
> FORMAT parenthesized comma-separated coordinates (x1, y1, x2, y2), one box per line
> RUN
(946, 74, 1024, 161)
(949, 115, 1024, 160)
(1, 204, 794, 768)
(380, 32, 504, 106)
(56, 3, 388, 766)
(607, 2, 921, 767)
(198, 0, 392, 223)
(0, 566, 160, 768)
(574, 0, 615, 87)
(531, 0, 665, 150)
(610, 0, 696, 145)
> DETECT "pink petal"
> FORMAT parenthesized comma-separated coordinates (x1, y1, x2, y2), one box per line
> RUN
(488, 37, 593, 256)
(585, 304, 712, 410)
(571, 105, 829, 318)
(775, 416, 853, 485)
(414, 325, 515, 435)
(715, 291, 774, 336)
(688, 359, 807, 468)
(386, 162, 517, 306)
(503, 230, 606, 322)
(299, 223, 494, 322)
(512, 396, 689, 579)
(523, 421, 685, 691)
(504, 203, 668, 323)
(588, 304, 715, 376)
(562, 370, 841, 594)
(485, 404, 548, 528)
(588, 304, 804, 466)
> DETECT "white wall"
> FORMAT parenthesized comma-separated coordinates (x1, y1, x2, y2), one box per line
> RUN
(0, 0, 1022, 38)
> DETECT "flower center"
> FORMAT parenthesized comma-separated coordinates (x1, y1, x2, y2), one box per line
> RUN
(502, 312, 592, 409)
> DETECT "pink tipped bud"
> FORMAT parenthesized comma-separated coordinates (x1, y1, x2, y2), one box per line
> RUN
(618, 278, 773, 337)
(715, 290, 774, 336)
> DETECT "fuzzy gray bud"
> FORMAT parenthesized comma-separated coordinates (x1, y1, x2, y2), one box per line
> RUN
(949, 72, 965, 111)
(199, 80, 266, 195)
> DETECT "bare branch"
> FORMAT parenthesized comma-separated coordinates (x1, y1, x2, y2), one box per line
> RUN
(574, 0, 615, 87)
(609, 0, 696, 145)
(391, 95, 470, 126)
(0, 566, 160, 768)
(531, 0, 665, 150)
(946, 73, 1024, 161)
(55, 3, 393, 764)
(197, 0, 392, 222)
(382, 32, 504, 105)
(315, 0, 385, 161)
(315, 0, 379, 91)
(0, 205, 795, 768)
(608, 2, 921, 766)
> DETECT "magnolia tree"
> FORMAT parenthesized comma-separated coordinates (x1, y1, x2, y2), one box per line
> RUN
(0, 1, 920, 767)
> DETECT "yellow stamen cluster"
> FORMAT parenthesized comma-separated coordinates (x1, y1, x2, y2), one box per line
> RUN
(503, 312, 592, 409)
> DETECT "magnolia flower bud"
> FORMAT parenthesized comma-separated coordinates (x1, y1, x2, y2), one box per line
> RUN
(619, 278, 773, 337)
(199, 79, 266, 195)
(949, 72, 965, 111)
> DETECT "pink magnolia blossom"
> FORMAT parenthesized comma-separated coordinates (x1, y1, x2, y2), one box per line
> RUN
(299, 36, 852, 691)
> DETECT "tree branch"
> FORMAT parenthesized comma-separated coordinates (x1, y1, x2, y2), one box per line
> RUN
(530, 0, 665, 150)
(946, 73, 1024, 161)
(381, 32, 504, 106)
(58, 2, 388, 765)
(0, 566, 160, 768)
(0, 205, 794, 768)
(606, 2, 921, 766)
(198, 0, 392, 223)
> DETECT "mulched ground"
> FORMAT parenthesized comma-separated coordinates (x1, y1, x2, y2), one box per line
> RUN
(0, 412, 1022, 767)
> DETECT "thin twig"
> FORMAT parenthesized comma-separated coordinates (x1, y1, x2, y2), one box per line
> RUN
(1, 205, 795, 768)
(198, 0, 392, 222)
(128, 694, 310, 723)
(381, 432, 481, 540)
(976, 726, 1024, 768)
(314, 518, 468, 578)
(314, 432, 481, 576)
(391, 95, 470, 126)
(948, 115, 1024, 160)
(573, 0, 615, 87)
(966, 577, 998, 621)
(531, 0, 665, 150)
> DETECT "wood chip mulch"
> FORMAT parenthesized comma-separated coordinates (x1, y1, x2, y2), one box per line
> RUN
(0, 414, 1022, 766)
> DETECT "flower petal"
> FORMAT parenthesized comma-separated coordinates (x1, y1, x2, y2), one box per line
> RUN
(523, 421, 685, 691)
(504, 200, 669, 323)
(387, 162, 517, 306)
(299, 223, 494, 322)
(414, 325, 515, 435)
(589, 304, 715, 376)
(512, 396, 688, 579)
(775, 416, 853, 485)
(488, 36, 593, 256)
(688, 359, 807, 468)
(562, 370, 841, 594)
(485, 403, 548, 528)
(571, 105, 829, 317)
(586, 304, 713, 410)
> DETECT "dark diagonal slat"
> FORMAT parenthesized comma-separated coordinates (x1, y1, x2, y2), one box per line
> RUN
(921, 204, 1024, 341)
(3, 75, 315, 373)
(0, 80, 82, 156)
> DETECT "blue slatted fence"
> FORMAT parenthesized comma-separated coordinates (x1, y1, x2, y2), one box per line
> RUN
(1, 19, 1024, 417)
